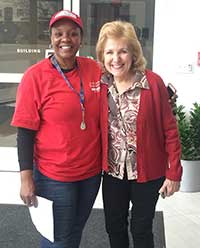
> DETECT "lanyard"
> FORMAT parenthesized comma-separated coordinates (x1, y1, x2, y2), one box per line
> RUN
(51, 55, 86, 130)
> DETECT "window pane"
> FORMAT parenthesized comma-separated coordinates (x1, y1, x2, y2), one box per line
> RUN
(0, 0, 63, 73)
(0, 83, 18, 147)
(79, 0, 155, 69)
(0, 0, 63, 147)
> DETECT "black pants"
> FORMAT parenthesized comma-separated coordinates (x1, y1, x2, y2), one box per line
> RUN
(102, 173, 164, 248)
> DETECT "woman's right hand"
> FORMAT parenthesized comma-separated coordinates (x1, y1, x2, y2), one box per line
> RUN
(20, 170, 38, 207)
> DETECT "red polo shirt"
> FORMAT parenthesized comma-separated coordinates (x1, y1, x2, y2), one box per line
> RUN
(11, 56, 103, 182)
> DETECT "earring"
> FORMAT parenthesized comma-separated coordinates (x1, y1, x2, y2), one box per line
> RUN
(49, 44, 53, 49)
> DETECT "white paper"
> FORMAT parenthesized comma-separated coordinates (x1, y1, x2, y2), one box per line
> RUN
(29, 196, 54, 242)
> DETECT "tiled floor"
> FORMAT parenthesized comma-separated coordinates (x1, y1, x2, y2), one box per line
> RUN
(156, 191, 200, 248)
(94, 187, 200, 248)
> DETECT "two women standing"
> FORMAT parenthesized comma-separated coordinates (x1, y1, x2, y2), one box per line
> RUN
(12, 9, 182, 248)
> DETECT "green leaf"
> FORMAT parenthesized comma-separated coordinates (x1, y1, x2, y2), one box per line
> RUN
(176, 103, 200, 160)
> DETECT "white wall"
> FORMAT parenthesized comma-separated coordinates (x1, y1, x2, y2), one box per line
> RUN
(153, 0, 200, 111)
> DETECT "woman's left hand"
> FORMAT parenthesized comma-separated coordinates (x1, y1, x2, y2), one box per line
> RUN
(159, 178, 180, 198)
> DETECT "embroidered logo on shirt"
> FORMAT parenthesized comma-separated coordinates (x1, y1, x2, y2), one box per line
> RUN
(90, 81, 100, 92)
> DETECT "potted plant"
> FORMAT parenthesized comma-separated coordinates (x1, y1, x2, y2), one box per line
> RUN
(176, 102, 200, 192)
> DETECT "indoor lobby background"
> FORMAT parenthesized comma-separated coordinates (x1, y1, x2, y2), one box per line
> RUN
(0, 1, 200, 247)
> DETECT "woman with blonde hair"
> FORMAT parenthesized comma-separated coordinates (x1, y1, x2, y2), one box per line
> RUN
(96, 20, 182, 248)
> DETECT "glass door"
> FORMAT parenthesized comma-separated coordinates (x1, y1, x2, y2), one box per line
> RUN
(0, 0, 64, 148)
(76, 0, 155, 69)
(0, 0, 63, 76)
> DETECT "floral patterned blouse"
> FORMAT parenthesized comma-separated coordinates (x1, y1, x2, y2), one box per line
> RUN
(108, 71, 149, 180)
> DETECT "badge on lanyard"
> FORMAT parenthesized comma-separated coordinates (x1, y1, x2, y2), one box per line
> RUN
(51, 55, 86, 130)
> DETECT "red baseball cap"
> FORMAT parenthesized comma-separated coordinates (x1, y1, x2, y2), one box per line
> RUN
(49, 10, 83, 30)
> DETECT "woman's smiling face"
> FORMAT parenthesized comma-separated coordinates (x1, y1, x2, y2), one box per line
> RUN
(51, 19, 82, 68)
(103, 37, 133, 81)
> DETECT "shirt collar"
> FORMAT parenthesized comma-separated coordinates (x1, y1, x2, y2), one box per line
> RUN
(107, 70, 150, 93)
(131, 71, 149, 90)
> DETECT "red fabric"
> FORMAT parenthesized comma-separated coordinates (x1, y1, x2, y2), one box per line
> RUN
(101, 70, 182, 182)
(49, 10, 83, 30)
(11, 56, 103, 182)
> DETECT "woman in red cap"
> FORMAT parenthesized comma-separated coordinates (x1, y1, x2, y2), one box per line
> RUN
(11, 9, 108, 248)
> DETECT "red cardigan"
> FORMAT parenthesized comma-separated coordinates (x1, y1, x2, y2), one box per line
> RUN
(100, 70, 182, 182)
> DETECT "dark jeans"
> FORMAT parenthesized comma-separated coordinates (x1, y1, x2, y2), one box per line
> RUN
(102, 173, 164, 248)
(34, 169, 101, 248)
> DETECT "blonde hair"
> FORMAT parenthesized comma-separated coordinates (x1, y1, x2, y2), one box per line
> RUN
(96, 20, 146, 72)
